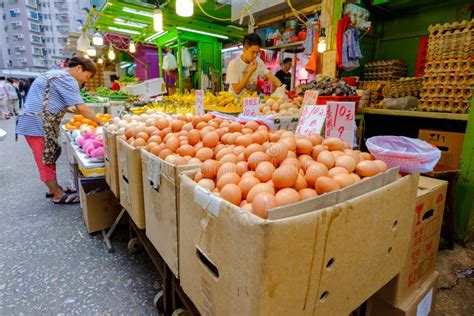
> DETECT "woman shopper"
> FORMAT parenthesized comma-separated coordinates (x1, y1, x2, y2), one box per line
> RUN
(16, 56, 103, 204)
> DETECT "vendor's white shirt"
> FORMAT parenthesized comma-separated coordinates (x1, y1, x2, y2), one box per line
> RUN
(226, 56, 269, 96)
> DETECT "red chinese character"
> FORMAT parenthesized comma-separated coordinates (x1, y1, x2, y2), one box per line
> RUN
(408, 271, 416, 287)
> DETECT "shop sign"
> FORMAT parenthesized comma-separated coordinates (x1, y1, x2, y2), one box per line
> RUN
(325, 102, 355, 147)
(295, 105, 327, 137)
(242, 97, 259, 117)
(302, 90, 319, 106)
(195, 90, 204, 115)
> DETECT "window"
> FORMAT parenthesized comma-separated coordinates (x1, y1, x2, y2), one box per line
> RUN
(9, 9, 19, 17)
(30, 34, 42, 43)
(28, 10, 39, 20)
(58, 37, 67, 44)
(29, 22, 40, 32)
(14, 46, 25, 53)
(17, 58, 27, 63)
(26, 0, 37, 9)
(7, 49, 11, 55)
(32, 47, 43, 56)
(33, 58, 45, 67)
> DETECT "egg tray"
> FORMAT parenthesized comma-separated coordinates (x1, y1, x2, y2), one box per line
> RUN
(364, 75, 406, 81)
(358, 81, 388, 92)
(424, 60, 474, 74)
(418, 100, 470, 113)
(364, 59, 407, 68)
(428, 20, 474, 36)
(420, 93, 472, 104)
(422, 76, 473, 87)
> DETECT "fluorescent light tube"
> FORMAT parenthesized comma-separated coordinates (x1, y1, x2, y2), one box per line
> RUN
(114, 18, 147, 28)
(122, 7, 153, 18)
(108, 26, 140, 35)
(145, 31, 168, 42)
(176, 27, 228, 39)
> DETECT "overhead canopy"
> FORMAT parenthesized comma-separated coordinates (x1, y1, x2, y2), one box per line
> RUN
(89, 0, 244, 45)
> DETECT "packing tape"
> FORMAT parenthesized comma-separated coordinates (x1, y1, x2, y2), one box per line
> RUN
(194, 185, 222, 217)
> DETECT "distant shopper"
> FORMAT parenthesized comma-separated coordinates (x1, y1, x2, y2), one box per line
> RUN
(6, 78, 20, 116)
(0, 77, 10, 119)
(275, 57, 292, 89)
(110, 74, 120, 91)
(16, 56, 103, 205)
(226, 33, 282, 96)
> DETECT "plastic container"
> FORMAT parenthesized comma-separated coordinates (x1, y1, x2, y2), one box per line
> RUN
(366, 136, 441, 174)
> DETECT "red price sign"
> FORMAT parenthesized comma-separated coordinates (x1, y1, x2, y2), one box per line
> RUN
(295, 105, 327, 137)
(302, 90, 319, 106)
(195, 90, 204, 115)
(242, 97, 259, 117)
(325, 102, 355, 147)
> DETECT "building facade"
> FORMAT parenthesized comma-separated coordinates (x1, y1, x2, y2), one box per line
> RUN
(0, 0, 90, 76)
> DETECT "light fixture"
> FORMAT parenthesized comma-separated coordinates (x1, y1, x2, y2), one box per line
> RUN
(87, 44, 97, 57)
(122, 7, 153, 18)
(84, 54, 90, 59)
(299, 68, 308, 80)
(92, 30, 103, 46)
(119, 62, 132, 69)
(153, 7, 163, 32)
(222, 45, 243, 53)
(317, 28, 327, 53)
(145, 31, 168, 42)
(97, 58, 104, 64)
(108, 26, 140, 35)
(176, 27, 228, 39)
(108, 46, 115, 60)
(77, 32, 89, 52)
(129, 40, 136, 53)
(114, 18, 147, 29)
(176, 0, 193, 17)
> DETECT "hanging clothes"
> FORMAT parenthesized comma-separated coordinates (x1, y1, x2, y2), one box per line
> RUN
(303, 18, 318, 55)
(162, 52, 178, 71)
(181, 47, 193, 68)
(336, 14, 352, 69)
(342, 28, 363, 71)
(305, 30, 320, 74)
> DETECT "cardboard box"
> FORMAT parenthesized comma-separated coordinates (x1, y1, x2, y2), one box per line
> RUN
(117, 137, 145, 229)
(80, 179, 121, 233)
(104, 128, 120, 199)
(375, 177, 447, 307)
(178, 170, 419, 315)
(418, 130, 464, 170)
(367, 271, 439, 316)
(141, 150, 199, 278)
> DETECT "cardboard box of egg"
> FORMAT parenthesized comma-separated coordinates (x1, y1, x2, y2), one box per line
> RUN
(108, 114, 418, 314)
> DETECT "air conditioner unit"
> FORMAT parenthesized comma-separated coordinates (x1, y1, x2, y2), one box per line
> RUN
(19, 46, 26, 50)
(16, 34, 24, 39)
(12, 8, 20, 14)
(15, 21, 22, 26)
(17, 58, 27, 63)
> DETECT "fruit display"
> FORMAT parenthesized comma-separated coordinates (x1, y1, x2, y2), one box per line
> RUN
(258, 96, 303, 116)
(72, 129, 105, 159)
(297, 76, 357, 96)
(205, 91, 257, 113)
(110, 113, 389, 220)
(80, 89, 103, 104)
(64, 113, 112, 131)
(118, 76, 138, 84)
(95, 87, 131, 100)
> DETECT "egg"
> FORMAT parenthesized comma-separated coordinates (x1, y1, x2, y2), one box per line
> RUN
(252, 132, 266, 144)
(356, 161, 379, 177)
(344, 150, 361, 165)
(317, 151, 336, 169)
(279, 137, 297, 151)
(216, 147, 234, 161)
(266, 143, 289, 165)
(194, 170, 203, 182)
(235, 161, 248, 176)
(351, 173, 362, 183)
(299, 188, 318, 200)
(244, 143, 265, 159)
(332, 151, 345, 160)
(165, 137, 180, 152)
(315, 176, 341, 194)
(146, 142, 159, 152)
(159, 149, 174, 160)
(255, 161, 276, 182)
(228, 122, 243, 133)
(173, 156, 188, 166)
(150, 143, 165, 156)
(217, 162, 237, 179)
(332, 173, 356, 188)
(305, 162, 329, 186)
(323, 137, 345, 151)
(188, 158, 201, 164)
(157, 118, 169, 129)
(242, 171, 256, 178)
(360, 152, 374, 161)
(216, 172, 241, 190)
(203, 132, 219, 148)
(220, 183, 242, 206)
(293, 174, 308, 191)
(187, 129, 201, 145)
(177, 144, 196, 157)
(242, 203, 253, 213)
(133, 138, 146, 147)
(280, 157, 301, 170)
(252, 192, 277, 219)
(219, 154, 238, 164)
(247, 183, 275, 203)
(373, 160, 388, 173)
(296, 138, 313, 155)
(311, 145, 328, 160)
(275, 188, 300, 206)
(244, 121, 259, 131)
(336, 155, 356, 173)
(238, 176, 260, 199)
(196, 147, 214, 162)
(233, 146, 246, 156)
(148, 135, 162, 144)
(201, 159, 219, 179)
(247, 152, 270, 170)
(308, 134, 323, 146)
(272, 165, 299, 189)
(236, 134, 253, 147)
(328, 167, 349, 178)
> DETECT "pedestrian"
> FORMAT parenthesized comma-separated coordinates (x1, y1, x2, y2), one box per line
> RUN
(16, 56, 104, 204)
(0, 77, 10, 119)
(6, 78, 20, 115)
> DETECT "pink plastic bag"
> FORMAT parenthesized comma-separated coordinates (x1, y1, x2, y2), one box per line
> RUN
(366, 136, 441, 173)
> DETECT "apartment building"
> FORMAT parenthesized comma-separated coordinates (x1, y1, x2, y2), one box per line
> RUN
(0, 0, 90, 76)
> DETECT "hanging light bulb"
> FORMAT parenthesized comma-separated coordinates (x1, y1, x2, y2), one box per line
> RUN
(153, 8, 163, 32)
(176, 0, 193, 17)
(129, 40, 136, 53)
(87, 44, 97, 57)
(84, 54, 90, 59)
(317, 28, 327, 53)
(97, 58, 104, 64)
(92, 30, 103, 46)
(77, 32, 89, 52)
(108, 46, 115, 60)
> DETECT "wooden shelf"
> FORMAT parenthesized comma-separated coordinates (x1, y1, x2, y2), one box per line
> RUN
(264, 41, 305, 53)
(363, 108, 469, 121)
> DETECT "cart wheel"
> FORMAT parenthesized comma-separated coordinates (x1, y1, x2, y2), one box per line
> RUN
(153, 290, 164, 313)
(127, 237, 142, 254)
(172, 308, 189, 316)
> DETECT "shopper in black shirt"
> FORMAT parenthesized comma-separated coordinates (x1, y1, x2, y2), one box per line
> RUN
(274, 58, 292, 89)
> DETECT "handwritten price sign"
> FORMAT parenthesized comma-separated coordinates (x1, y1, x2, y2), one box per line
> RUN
(195, 90, 204, 115)
(325, 102, 355, 147)
(302, 90, 319, 106)
(242, 97, 260, 117)
(295, 105, 327, 137)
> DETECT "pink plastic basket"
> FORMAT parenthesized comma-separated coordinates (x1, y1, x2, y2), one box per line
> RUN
(366, 136, 441, 174)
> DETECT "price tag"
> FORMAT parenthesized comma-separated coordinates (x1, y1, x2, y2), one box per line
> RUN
(325, 102, 355, 147)
(242, 97, 259, 117)
(295, 105, 327, 137)
(195, 90, 204, 115)
(302, 90, 319, 106)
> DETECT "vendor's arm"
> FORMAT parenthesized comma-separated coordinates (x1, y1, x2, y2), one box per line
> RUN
(76, 104, 103, 126)
(228, 60, 258, 95)
(265, 72, 283, 91)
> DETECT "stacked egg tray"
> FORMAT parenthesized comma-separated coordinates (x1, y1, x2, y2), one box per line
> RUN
(85, 64, 105, 91)
(420, 19, 473, 113)
(382, 77, 423, 98)
(363, 60, 407, 81)
(426, 20, 473, 60)
(358, 81, 387, 108)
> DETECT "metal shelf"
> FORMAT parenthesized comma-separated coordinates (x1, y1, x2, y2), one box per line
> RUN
(363, 108, 469, 121)
(264, 41, 305, 53)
